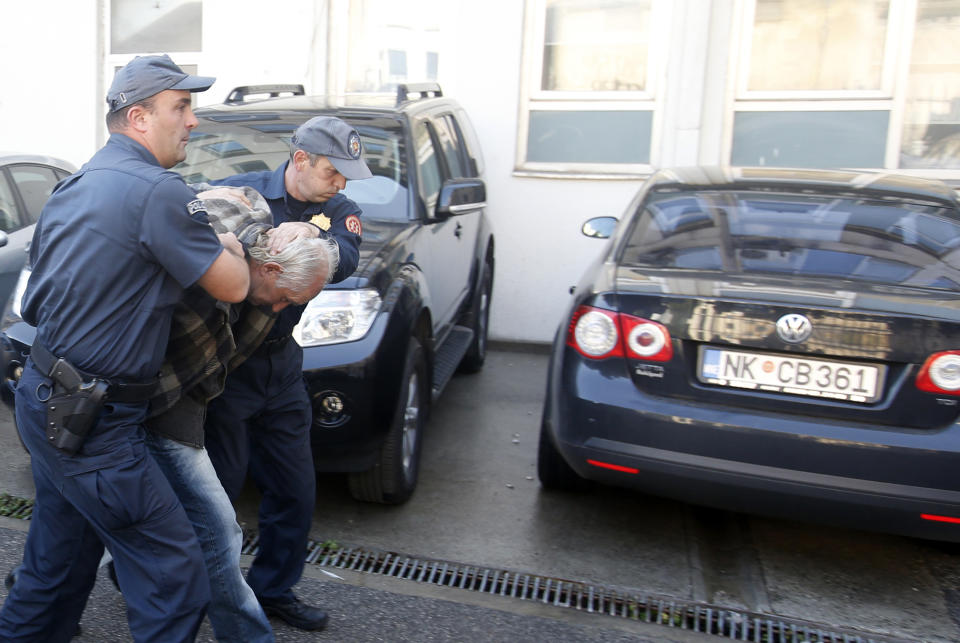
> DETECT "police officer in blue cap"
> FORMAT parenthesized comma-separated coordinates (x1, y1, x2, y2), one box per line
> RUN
(0, 54, 250, 642)
(202, 116, 372, 631)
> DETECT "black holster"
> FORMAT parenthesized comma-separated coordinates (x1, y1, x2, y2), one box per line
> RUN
(32, 343, 156, 454)
(46, 379, 109, 454)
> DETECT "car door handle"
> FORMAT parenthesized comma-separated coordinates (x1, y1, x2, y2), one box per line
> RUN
(454, 222, 462, 238)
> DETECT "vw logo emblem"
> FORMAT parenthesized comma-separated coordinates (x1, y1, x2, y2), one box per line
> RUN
(776, 313, 812, 343)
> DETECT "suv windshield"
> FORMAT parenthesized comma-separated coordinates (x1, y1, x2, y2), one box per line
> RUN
(621, 189, 960, 290)
(176, 115, 409, 221)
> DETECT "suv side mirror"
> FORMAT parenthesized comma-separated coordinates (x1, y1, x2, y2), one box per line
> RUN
(0, 231, 8, 249)
(435, 179, 486, 218)
(582, 216, 618, 239)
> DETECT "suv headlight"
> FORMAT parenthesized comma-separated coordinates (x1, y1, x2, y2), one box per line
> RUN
(293, 288, 381, 347)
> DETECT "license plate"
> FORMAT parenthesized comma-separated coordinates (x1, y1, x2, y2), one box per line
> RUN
(698, 347, 885, 403)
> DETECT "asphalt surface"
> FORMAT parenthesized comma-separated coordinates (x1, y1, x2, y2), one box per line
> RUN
(0, 520, 709, 642)
(0, 344, 959, 641)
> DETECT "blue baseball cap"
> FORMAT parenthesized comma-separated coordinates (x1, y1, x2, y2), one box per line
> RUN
(290, 116, 373, 180)
(106, 54, 215, 113)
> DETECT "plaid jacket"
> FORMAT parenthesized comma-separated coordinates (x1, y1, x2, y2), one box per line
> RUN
(144, 185, 276, 446)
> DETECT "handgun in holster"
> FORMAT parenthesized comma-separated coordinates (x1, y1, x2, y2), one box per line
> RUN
(45, 357, 109, 455)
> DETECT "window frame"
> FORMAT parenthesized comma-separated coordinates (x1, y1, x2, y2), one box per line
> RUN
(434, 113, 470, 179)
(734, 0, 904, 101)
(516, 0, 671, 177)
(722, 0, 960, 177)
(412, 117, 447, 220)
(0, 168, 26, 234)
(100, 1, 206, 142)
(8, 164, 68, 225)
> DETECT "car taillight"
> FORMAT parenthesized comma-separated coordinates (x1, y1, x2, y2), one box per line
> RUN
(916, 351, 960, 395)
(620, 317, 673, 362)
(566, 306, 672, 361)
(567, 307, 622, 358)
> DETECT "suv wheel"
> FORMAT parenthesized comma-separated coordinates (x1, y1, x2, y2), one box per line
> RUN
(537, 420, 589, 491)
(348, 338, 428, 504)
(458, 261, 492, 373)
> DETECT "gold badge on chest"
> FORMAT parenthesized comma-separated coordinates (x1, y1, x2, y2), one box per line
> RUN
(310, 213, 331, 231)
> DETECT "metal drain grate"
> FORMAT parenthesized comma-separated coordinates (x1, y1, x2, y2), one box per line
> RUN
(0, 496, 908, 642)
(0, 492, 912, 641)
(241, 533, 905, 643)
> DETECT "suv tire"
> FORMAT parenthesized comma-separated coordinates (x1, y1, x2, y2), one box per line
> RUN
(458, 261, 492, 374)
(348, 338, 428, 504)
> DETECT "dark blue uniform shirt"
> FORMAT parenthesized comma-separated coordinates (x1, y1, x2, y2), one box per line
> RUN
(213, 162, 362, 338)
(22, 134, 225, 381)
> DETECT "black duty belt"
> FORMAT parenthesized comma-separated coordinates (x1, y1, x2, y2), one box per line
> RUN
(31, 342, 158, 403)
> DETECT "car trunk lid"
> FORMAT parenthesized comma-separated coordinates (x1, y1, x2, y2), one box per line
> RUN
(609, 267, 960, 429)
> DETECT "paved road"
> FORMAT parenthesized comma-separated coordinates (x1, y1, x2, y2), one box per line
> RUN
(1, 345, 959, 641)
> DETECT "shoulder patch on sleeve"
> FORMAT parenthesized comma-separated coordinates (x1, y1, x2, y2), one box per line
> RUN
(186, 199, 209, 224)
(345, 214, 362, 236)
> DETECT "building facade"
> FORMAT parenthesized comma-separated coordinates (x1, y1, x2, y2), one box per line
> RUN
(1, 0, 958, 343)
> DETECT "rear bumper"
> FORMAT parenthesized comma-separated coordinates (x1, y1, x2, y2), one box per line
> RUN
(544, 346, 960, 542)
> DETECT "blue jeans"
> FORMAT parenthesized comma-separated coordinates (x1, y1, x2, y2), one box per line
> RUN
(144, 432, 274, 643)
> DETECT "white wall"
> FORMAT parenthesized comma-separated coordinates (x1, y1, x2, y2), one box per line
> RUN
(438, 0, 648, 344)
(0, 0, 656, 344)
(0, 2, 100, 167)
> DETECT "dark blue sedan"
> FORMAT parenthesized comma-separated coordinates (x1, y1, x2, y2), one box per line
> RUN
(539, 166, 960, 542)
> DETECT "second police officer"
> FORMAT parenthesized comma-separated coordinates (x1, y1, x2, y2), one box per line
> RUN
(204, 115, 372, 631)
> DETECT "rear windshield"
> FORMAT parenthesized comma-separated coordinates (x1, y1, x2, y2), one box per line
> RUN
(175, 116, 409, 221)
(621, 189, 960, 290)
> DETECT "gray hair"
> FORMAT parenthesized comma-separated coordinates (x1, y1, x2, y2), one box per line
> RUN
(247, 235, 340, 291)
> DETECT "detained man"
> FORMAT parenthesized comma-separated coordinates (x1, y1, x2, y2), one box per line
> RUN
(142, 185, 339, 643)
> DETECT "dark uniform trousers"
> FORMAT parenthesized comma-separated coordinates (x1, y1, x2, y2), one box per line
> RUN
(0, 362, 210, 642)
(204, 337, 315, 604)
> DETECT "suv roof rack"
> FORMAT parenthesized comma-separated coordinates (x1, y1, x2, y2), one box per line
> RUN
(224, 84, 306, 105)
(396, 83, 443, 106)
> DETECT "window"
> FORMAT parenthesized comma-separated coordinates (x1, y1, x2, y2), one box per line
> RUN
(387, 50, 408, 77)
(178, 118, 409, 221)
(104, 0, 205, 130)
(745, 1, 890, 93)
(9, 165, 63, 224)
(624, 189, 960, 289)
(900, 0, 960, 169)
(414, 121, 443, 217)
(337, 0, 444, 94)
(729, 0, 960, 176)
(730, 0, 897, 169)
(0, 174, 22, 234)
(434, 115, 468, 178)
(110, 0, 201, 54)
(518, 0, 668, 174)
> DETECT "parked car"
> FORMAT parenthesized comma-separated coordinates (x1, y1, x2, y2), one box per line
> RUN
(0, 83, 494, 505)
(539, 166, 960, 542)
(0, 154, 75, 308)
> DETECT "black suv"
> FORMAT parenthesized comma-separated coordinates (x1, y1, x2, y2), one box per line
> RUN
(0, 83, 495, 505)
